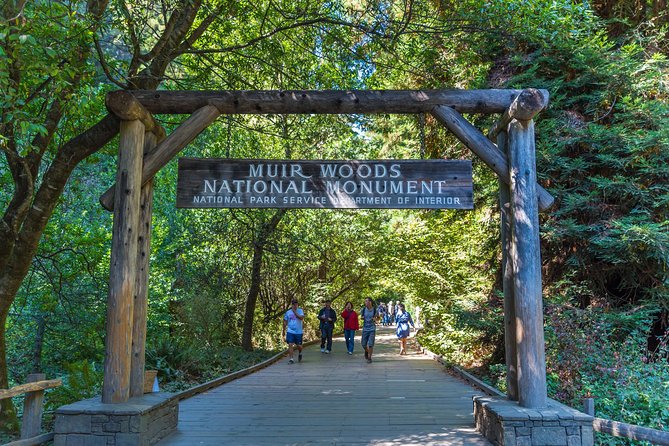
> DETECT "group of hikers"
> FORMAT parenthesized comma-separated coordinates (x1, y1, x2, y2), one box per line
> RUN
(281, 297, 415, 364)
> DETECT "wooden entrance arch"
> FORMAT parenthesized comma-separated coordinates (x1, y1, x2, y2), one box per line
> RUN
(100, 89, 554, 409)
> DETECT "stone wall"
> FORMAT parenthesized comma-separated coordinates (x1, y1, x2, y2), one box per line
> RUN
(54, 393, 178, 446)
(474, 396, 593, 446)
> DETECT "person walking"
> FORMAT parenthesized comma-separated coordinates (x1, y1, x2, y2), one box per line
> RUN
(395, 303, 415, 355)
(378, 302, 388, 326)
(360, 298, 379, 363)
(318, 299, 337, 353)
(341, 301, 359, 355)
(282, 298, 305, 364)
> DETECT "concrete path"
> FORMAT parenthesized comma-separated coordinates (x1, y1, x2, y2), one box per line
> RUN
(158, 327, 492, 445)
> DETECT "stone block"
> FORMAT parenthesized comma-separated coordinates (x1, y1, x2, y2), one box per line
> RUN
(532, 427, 567, 445)
(115, 433, 139, 446)
(92, 415, 110, 423)
(503, 429, 516, 445)
(83, 435, 109, 446)
(565, 426, 579, 436)
(567, 435, 581, 446)
(517, 436, 532, 446)
(516, 427, 532, 436)
(63, 414, 93, 433)
(581, 426, 594, 446)
(104, 421, 121, 433)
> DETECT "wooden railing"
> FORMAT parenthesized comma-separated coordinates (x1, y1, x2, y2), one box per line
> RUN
(582, 398, 669, 445)
(0, 374, 62, 446)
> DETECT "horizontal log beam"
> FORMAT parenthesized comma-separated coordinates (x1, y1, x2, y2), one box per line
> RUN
(5, 432, 55, 446)
(431, 105, 554, 212)
(488, 88, 549, 140)
(594, 417, 669, 445)
(125, 89, 526, 115)
(106, 91, 166, 140)
(0, 379, 62, 400)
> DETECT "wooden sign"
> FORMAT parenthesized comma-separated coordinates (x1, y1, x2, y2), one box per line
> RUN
(177, 158, 473, 209)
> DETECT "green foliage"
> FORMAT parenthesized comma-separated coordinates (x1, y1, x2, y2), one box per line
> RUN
(545, 306, 669, 442)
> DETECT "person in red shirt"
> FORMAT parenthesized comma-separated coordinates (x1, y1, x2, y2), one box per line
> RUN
(341, 301, 359, 355)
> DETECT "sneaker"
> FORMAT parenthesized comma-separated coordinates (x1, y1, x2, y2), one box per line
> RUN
(298, 353, 303, 362)
(347, 351, 352, 355)
(324, 350, 330, 354)
(320, 348, 325, 353)
(367, 358, 372, 363)
(288, 358, 294, 364)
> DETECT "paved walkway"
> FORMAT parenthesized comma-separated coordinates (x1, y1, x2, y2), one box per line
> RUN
(158, 327, 492, 445)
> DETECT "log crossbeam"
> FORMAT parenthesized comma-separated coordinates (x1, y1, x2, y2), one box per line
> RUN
(126, 89, 526, 115)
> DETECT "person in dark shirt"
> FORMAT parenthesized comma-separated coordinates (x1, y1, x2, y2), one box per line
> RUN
(318, 300, 337, 353)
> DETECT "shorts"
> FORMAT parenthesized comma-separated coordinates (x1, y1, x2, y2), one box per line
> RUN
(361, 330, 376, 348)
(286, 332, 303, 345)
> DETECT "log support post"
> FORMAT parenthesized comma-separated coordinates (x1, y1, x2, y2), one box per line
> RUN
(102, 118, 145, 403)
(129, 131, 159, 398)
(20, 373, 46, 439)
(497, 131, 519, 401)
(508, 116, 547, 408)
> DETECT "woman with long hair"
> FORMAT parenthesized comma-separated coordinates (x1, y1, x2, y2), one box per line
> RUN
(395, 303, 415, 355)
(341, 301, 359, 354)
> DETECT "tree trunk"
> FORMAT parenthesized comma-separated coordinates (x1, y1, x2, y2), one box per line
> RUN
(241, 210, 287, 351)
(32, 316, 46, 373)
(0, 306, 18, 431)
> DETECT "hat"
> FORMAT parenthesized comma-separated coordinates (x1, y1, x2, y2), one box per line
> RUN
(291, 299, 298, 304)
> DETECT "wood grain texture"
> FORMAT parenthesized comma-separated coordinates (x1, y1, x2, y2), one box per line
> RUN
(431, 105, 555, 212)
(126, 89, 524, 114)
(0, 379, 61, 400)
(508, 119, 548, 409)
(20, 374, 45, 439)
(593, 417, 669, 445)
(488, 89, 549, 139)
(102, 119, 144, 403)
(130, 132, 158, 398)
(497, 132, 519, 402)
(100, 105, 221, 211)
(157, 328, 492, 446)
(105, 90, 165, 139)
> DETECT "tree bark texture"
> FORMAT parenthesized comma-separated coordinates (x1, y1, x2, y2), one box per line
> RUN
(130, 133, 158, 398)
(241, 210, 287, 351)
(102, 120, 145, 403)
(508, 118, 548, 409)
(128, 89, 527, 115)
(498, 131, 519, 402)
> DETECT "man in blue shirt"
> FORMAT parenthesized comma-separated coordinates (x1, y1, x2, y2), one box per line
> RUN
(282, 298, 305, 364)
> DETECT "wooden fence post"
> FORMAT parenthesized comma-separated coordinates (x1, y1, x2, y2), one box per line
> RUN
(508, 118, 548, 408)
(20, 373, 46, 439)
(130, 132, 158, 398)
(103, 119, 145, 403)
(498, 132, 519, 401)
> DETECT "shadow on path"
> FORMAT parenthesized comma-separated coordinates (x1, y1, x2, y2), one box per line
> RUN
(158, 327, 492, 445)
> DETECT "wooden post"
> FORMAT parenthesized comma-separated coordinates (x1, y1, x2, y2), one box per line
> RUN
(129, 132, 158, 398)
(100, 105, 221, 211)
(103, 119, 145, 403)
(20, 373, 46, 439)
(583, 397, 595, 416)
(498, 132, 519, 401)
(508, 117, 548, 408)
